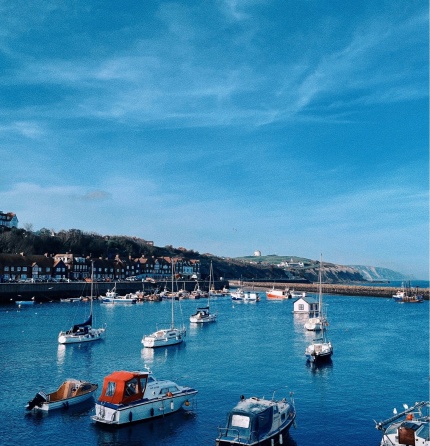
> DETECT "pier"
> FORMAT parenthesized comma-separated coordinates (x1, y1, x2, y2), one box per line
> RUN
(229, 280, 430, 300)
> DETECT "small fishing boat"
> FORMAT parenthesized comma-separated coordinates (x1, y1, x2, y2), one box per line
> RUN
(265, 287, 291, 300)
(231, 289, 260, 301)
(102, 293, 137, 304)
(375, 401, 429, 446)
(25, 379, 98, 412)
(392, 282, 424, 303)
(91, 368, 197, 425)
(215, 392, 296, 446)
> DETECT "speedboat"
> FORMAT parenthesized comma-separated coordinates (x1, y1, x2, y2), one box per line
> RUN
(375, 401, 429, 446)
(216, 392, 296, 446)
(91, 368, 197, 425)
(25, 379, 98, 412)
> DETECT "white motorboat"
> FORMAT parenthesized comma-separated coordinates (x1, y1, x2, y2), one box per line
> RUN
(91, 368, 197, 425)
(215, 392, 296, 446)
(102, 292, 137, 304)
(231, 289, 260, 301)
(26, 379, 98, 412)
(58, 262, 106, 344)
(142, 260, 186, 348)
(190, 261, 217, 323)
(290, 290, 306, 298)
(375, 401, 429, 446)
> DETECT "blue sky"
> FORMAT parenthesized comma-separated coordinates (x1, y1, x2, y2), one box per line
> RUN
(1, 1, 428, 278)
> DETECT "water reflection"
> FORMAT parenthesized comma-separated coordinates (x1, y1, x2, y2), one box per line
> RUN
(306, 358, 334, 375)
(140, 342, 186, 367)
(95, 410, 196, 446)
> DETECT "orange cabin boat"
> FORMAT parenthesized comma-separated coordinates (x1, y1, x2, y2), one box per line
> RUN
(98, 371, 149, 405)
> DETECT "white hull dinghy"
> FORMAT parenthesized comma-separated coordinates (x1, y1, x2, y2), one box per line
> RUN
(375, 401, 429, 446)
(92, 368, 197, 426)
(26, 379, 98, 412)
(216, 392, 296, 446)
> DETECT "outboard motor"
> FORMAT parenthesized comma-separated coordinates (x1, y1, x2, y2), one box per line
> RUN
(26, 391, 48, 410)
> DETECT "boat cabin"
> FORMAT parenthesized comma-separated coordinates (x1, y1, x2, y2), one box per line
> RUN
(293, 296, 319, 314)
(223, 398, 275, 443)
(98, 371, 149, 405)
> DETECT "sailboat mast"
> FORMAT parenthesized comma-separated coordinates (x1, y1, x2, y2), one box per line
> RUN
(318, 255, 323, 316)
(171, 259, 174, 329)
(90, 260, 94, 312)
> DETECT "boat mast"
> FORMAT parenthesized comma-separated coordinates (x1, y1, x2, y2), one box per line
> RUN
(90, 260, 94, 314)
(171, 259, 175, 329)
(318, 254, 323, 318)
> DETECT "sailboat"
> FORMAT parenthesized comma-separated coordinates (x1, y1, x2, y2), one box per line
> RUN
(305, 256, 333, 363)
(190, 261, 217, 323)
(58, 261, 106, 344)
(304, 260, 325, 331)
(141, 259, 186, 348)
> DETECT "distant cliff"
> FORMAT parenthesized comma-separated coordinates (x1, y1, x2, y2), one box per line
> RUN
(348, 265, 411, 281)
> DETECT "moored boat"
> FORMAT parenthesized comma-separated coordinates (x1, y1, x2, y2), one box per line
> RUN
(190, 260, 217, 323)
(215, 392, 296, 446)
(266, 286, 291, 300)
(26, 379, 98, 412)
(375, 401, 429, 446)
(142, 259, 186, 348)
(58, 262, 106, 344)
(91, 368, 197, 425)
(231, 289, 260, 301)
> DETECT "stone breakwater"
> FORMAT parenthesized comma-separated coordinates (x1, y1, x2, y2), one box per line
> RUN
(229, 280, 430, 300)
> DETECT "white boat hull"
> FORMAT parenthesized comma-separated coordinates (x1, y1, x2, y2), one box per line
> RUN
(58, 327, 105, 344)
(37, 391, 95, 411)
(142, 328, 186, 348)
(92, 391, 197, 425)
(190, 313, 217, 323)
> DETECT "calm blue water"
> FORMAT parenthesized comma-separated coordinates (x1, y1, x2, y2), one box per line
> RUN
(1, 292, 428, 445)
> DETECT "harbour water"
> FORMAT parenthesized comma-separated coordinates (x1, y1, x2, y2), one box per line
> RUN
(1, 291, 428, 445)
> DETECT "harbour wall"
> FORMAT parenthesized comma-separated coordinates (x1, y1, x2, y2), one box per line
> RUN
(229, 280, 430, 299)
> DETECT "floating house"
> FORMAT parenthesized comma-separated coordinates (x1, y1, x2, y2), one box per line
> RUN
(292, 296, 319, 314)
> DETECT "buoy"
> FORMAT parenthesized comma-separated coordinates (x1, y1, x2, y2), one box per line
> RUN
(279, 433, 283, 444)
(406, 413, 413, 420)
(129, 411, 133, 422)
(150, 408, 154, 417)
(184, 400, 190, 407)
(170, 400, 174, 411)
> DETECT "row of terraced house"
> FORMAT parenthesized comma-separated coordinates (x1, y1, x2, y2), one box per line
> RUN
(0, 252, 201, 283)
